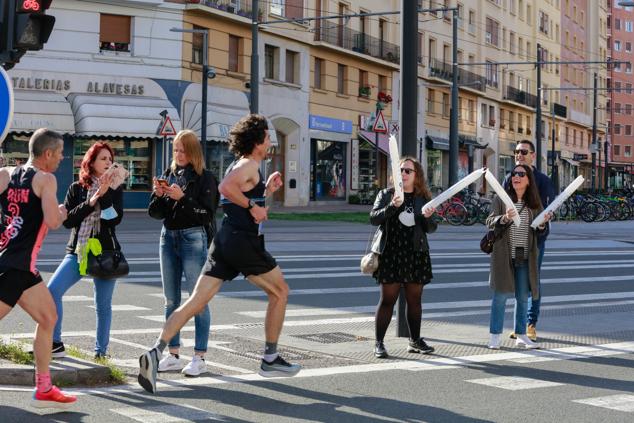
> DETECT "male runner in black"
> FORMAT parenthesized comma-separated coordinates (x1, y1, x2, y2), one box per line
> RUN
(0, 128, 76, 408)
(139, 114, 299, 393)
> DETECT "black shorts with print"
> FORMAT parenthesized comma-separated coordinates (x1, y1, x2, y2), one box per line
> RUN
(202, 224, 277, 281)
(0, 267, 43, 307)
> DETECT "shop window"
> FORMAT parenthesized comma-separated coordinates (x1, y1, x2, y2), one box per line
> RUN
(73, 139, 151, 191)
(311, 140, 347, 200)
(0, 134, 30, 166)
(228, 35, 241, 72)
(100, 14, 131, 53)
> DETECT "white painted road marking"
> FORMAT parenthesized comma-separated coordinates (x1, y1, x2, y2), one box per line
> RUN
(466, 376, 564, 390)
(111, 404, 228, 422)
(573, 394, 634, 412)
(88, 305, 151, 312)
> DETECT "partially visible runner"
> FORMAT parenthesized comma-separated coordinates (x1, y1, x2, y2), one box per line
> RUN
(138, 114, 299, 393)
(0, 128, 76, 408)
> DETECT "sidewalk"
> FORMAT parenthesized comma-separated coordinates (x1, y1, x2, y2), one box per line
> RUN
(273, 203, 371, 214)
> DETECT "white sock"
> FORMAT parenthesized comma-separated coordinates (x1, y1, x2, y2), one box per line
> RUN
(262, 353, 278, 362)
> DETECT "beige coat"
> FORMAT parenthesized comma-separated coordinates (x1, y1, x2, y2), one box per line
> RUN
(486, 196, 544, 298)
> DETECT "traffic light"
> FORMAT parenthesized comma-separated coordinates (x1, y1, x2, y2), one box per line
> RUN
(14, 0, 56, 50)
(1, 1, 55, 70)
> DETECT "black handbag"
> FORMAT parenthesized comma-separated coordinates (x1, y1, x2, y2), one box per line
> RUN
(87, 250, 129, 279)
(480, 204, 525, 254)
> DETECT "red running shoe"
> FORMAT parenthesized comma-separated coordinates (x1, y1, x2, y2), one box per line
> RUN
(31, 385, 77, 409)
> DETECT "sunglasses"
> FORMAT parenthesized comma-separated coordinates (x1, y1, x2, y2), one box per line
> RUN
(400, 168, 415, 175)
(515, 149, 532, 156)
(511, 170, 527, 178)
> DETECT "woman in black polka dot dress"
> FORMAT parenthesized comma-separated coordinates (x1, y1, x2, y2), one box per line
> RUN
(368, 156, 437, 358)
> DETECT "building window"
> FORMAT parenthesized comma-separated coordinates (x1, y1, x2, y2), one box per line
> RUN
(468, 10, 476, 34)
(625, 146, 632, 157)
(485, 17, 499, 46)
(99, 14, 131, 52)
(337, 64, 347, 95)
(614, 145, 621, 156)
(285, 50, 298, 84)
(270, 0, 285, 16)
(191, 26, 204, 65)
(228, 35, 241, 72)
(314, 57, 324, 89)
(442, 93, 450, 117)
(615, 103, 622, 114)
(468, 99, 475, 123)
(615, 124, 621, 135)
(627, 104, 633, 115)
(427, 89, 435, 114)
(265, 44, 278, 79)
(615, 40, 622, 51)
(358, 69, 369, 97)
(418, 32, 423, 64)
(485, 61, 498, 87)
(539, 11, 549, 35)
(626, 125, 633, 136)
(379, 75, 388, 93)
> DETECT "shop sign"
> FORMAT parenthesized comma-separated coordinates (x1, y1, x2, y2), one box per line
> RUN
(309, 115, 352, 134)
(351, 138, 359, 190)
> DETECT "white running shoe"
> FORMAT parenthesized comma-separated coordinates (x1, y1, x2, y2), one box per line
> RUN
(158, 354, 183, 372)
(516, 334, 540, 349)
(182, 356, 206, 377)
(488, 334, 501, 349)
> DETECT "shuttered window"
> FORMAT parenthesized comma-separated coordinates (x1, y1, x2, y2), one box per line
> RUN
(99, 14, 131, 52)
(285, 0, 303, 19)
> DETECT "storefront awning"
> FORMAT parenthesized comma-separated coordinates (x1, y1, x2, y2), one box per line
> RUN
(181, 84, 277, 146)
(68, 94, 181, 138)
(358, 129, 388, 154)
(11, 90, 75, 134)
(426, 135, 449, 151)
(562, 158, 580, 167)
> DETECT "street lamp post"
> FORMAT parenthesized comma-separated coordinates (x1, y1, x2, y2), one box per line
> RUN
(170, 27, 216, 162)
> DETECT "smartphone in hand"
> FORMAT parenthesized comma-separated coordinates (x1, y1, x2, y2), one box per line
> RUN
(156, 178, 169, 188)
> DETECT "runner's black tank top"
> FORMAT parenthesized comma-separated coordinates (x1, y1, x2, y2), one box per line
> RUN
(0, 166, 47, 275)
(220, 160, 266, 233)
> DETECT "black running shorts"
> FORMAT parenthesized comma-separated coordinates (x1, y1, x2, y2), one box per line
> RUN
(0, 267, 43, 307)
(203, 225, 277, 281)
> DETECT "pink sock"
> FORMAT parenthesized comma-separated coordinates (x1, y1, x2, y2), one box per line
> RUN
(36, 372, 52, 393)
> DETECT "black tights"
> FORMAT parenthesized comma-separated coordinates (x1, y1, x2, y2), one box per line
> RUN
(375, 283, 424, 342)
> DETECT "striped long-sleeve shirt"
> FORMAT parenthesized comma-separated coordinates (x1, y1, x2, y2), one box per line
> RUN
(508, 201, 530, 259)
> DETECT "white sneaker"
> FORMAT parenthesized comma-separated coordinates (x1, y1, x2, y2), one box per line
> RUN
(182, 356, 206, 377)
(158, 354, 183, 372)
(488, 334, 501, 349)
(516, 334, 540, 349)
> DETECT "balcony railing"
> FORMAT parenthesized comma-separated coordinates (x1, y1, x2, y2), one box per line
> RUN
(315, 21, 400, 64)
(200, 0, 257, 18)
(428, 59, 487, 92)
(503, 86, 537, 108)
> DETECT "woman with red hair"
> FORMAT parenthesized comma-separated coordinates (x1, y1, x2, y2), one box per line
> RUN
(47, 141, 124, 359)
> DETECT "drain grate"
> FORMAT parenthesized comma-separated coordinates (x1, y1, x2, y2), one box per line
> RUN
(291, 332, 370, 344)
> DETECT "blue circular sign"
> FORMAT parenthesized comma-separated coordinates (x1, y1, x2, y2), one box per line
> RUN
(0, 68, 14, 145)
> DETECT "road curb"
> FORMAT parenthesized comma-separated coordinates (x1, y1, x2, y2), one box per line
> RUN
(0, 356, 111, 386)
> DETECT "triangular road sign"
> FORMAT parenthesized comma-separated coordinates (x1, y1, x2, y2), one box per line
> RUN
(159, 116, 177, 137)
(372, 110, 388, 133)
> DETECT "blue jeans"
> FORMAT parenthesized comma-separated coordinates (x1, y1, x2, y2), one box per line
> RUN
(489, 262, 530, 335)
(528, 239, 546, 325)
(160, 226, 210, 353)
(47, 254, 117, 354)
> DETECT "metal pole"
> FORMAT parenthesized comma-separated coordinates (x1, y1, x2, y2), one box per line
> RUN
(250, 0, 259, 114)
(536, 43, 542, 171)
(202, 31, 208, 164)
(551, 107, 558, 193)
(598, 140, 602, 190)
(395, 0, 419, 338)
(591, 73, 598, 193)
(448, 8, 459, 185)
(375, 113, 380, 187)
(604, 139, 609, 191)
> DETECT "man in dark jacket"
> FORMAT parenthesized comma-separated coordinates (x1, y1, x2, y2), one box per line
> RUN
(503, 140, 555, 341)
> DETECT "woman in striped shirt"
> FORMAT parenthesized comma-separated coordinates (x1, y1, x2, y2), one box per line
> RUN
(486, 164, 552, 350)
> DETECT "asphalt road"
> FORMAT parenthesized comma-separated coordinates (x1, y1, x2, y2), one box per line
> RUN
(1, 214, 633, 422)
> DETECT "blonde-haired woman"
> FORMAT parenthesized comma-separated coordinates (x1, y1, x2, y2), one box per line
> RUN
(148, 130, 219, 376)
